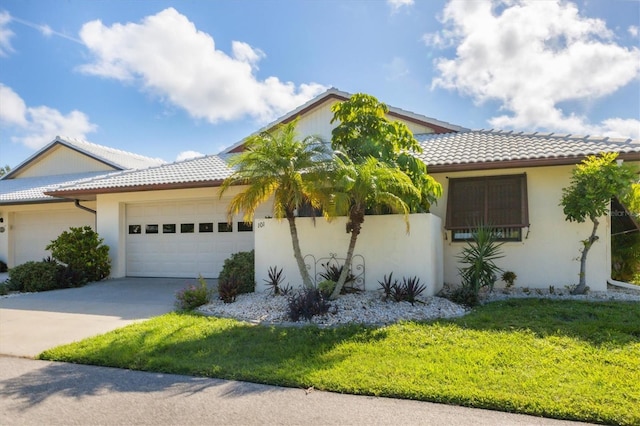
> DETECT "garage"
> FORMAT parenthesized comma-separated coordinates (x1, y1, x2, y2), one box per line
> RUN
(12, 207, 95, 266)
(125, 200, 254, 278)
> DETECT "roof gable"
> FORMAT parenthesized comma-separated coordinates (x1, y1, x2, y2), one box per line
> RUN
(223, 88, 467, 154)
(3, 136, 165, 179)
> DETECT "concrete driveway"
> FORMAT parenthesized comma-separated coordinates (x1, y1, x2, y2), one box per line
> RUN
(0, 277, 199, 358)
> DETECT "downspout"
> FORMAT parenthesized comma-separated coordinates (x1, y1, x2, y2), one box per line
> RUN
(74, 199, 97, 229)
(74, 199, 96, 215)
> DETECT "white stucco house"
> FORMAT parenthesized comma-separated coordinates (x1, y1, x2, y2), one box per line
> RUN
(1, 88, 638, 294)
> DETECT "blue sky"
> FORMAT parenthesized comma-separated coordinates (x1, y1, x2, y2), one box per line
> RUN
(1, 0, 639, 169)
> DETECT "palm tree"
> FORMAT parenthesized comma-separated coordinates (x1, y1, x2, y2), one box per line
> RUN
(219, 121, 331, 289)
(321, 155, 421, 299)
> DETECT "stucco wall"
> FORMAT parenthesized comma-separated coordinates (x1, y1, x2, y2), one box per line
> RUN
(429, 165, 612, 292)
(14, 146, 115, 178)
(254, 213, 443, 296)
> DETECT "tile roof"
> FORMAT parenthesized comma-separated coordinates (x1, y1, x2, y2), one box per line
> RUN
(49, 155, 233, 194)
(415, 130, 640, 171)
(3, 136, 165, 179)
(42, 130, 640, 197)
(0, 171, 119, 204)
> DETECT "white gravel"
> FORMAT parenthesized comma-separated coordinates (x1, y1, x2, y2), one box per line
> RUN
(198, 285, 640, 327)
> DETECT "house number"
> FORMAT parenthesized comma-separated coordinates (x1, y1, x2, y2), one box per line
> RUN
(257, 221, 265, 228)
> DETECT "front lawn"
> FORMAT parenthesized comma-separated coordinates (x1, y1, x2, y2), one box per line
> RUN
(39, 298, 640, 425)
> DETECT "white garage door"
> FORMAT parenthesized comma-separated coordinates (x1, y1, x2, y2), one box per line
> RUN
(125, 200, 254, 278)
(13, 208, 95, 266)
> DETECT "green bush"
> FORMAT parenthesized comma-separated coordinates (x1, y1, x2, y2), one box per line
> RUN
(218, 250, 254, 294)
(318, 279, 336, 298)
(46, 226, 111, 283)
(8, 261, 63, 292)
(175, 276, 211, 310)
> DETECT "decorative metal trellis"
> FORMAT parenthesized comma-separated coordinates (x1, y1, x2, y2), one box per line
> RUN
(304, 253, 365, 291)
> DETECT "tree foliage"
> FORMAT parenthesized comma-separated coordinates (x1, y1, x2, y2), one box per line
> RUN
(330, 93, 441, 212)
(323, 94, 440, 298)
(220, 120, 332, 288)
(560, 153, 638, 293)
(0, 165, 10, 178)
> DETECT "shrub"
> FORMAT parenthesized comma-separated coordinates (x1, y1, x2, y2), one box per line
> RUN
(219, 251, 254, 294)
(319, 262, 359, 294)
(501, 271, 517, 288)
(287, 287, 331, 322)
(264, 266, 285, 295)
(218, 275, 240, 303)
(317, 279, 336, 298)
(175, 276, 211, 310)
(379, 273, 426, 305)
(448, 285, 480, 308)
(46, 226, 111, 282)
(0, 260, 7, 273)
(8, 261, 62, 292)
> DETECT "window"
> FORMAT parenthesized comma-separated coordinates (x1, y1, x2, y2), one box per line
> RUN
(446, 174, 529, 241)
(237, 221, 253, 232)
(163, 224, 176, 234)
(199, 223, 213, 233)
(181, 223, 195, 233)
(218, 222, 233, 232)
(128, 225, 141, 234)
(145, 224, 159, 234)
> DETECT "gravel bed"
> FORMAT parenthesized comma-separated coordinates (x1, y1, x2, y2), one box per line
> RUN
(198, 285, 640, 327)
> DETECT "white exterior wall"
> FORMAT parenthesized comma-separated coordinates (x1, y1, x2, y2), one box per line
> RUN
(0, 202, 96, 267)
(255, 213, 443, 296)
(15, 146, 115, 178)
(96, 186, 272, 278)
(429, 165, 611, 292)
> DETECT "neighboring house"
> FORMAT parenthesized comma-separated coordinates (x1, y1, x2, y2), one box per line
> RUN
(1, 88, 638, 291)
(0, 136, 164, 267)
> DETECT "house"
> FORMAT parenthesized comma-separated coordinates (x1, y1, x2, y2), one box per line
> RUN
(0, 136, 164, 267)
(1, 88, 638, 292)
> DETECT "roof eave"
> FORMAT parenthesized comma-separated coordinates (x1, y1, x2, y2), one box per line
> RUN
(45, 179, 227, 199)
(427, 152, 640, 173)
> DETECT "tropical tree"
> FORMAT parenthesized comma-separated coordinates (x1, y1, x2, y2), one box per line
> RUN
(219, 121, 332, 289)
(560, 153, 638, 294)
(321, 93, 442, 299)
(322, 155, 421, 299)
(330, 93, 441, 212)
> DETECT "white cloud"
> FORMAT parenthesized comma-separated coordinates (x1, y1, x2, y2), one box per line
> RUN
(0, 11, 15, 56)
(0, 84, 97, 149)
(176, 150, 205, 162)
(77, 8, 327, 124)
(387, 0, 414, 13)
(428, 0, 640, 139)
(629, 26, 639, 37)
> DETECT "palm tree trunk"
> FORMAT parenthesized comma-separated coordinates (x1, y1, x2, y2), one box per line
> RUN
(286, 215, 314, 288)
(330, 214, 363, 300)
(573, 217, 599, 295)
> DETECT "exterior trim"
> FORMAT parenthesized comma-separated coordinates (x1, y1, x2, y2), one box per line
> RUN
(45, 179, 226, 198)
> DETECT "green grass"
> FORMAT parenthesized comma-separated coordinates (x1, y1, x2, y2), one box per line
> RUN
(40, 299, 640, 425)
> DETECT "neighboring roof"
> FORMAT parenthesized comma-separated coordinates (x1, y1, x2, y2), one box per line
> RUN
(416, 130, 640, 173)
(2, 136, 165, 179)
(0, 171, 119, 204)
(222, 88, 468, 153)
(46, 155, 233, 198)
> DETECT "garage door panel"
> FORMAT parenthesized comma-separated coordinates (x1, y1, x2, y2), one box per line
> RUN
(126, 201, 253, 278)
(13, 209, 94, 266)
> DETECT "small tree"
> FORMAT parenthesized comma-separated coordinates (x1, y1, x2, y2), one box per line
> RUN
(560, 153, 637, 294)
(0, 165, 10, 178)
(219, 121, 332, 289)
